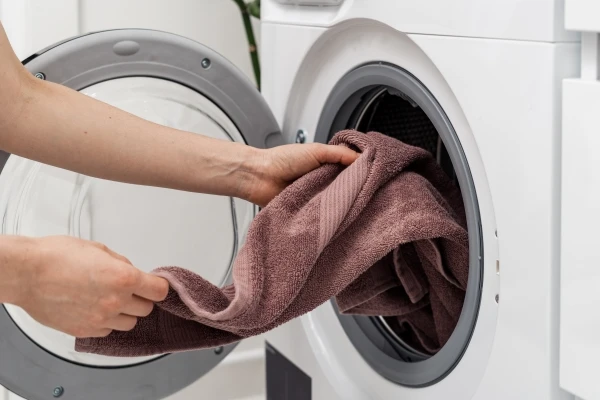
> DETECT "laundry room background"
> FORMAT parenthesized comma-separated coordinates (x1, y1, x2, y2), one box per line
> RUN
(0, 0, 593, 399)
(0, 0, 261, 85)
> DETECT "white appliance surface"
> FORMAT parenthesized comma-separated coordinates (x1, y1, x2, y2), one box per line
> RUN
(2, 0, 599, 399)
(260, 1, 583, 399)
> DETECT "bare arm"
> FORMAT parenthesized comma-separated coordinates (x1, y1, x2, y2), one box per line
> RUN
(0, 23, 259, 200)
(0, 21, 357, 338)
(0, 236, 35, 305)
(0, 22, 357, 205)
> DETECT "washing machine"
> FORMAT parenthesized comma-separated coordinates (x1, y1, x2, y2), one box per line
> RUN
(0, 1, 276, 400)
(258, 0, 594, 399)
(0, 0, 597, 399)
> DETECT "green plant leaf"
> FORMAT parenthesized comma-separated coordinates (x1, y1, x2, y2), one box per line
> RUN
(248, 0, 261, 18)
(232, 0, 261, 89)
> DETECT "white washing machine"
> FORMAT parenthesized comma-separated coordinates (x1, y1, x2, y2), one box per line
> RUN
(0, 0, 598, 399)
(258, 0, 597, 400)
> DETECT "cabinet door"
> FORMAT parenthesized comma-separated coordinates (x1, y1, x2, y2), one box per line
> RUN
(561, 2, 600, 400)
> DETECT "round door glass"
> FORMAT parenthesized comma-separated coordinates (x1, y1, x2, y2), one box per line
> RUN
(1, 77, 255, 367)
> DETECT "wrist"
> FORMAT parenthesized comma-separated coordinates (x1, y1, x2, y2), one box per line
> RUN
(0, 236, 40, 306)
(202, 138, 265, 201)
(233, 145, 266, 202)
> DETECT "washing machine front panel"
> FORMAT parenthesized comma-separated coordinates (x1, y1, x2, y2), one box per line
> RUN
(413, 34, 578, 400)
(314, 62, 484, 388)
(0, 29, 282, 400)
(262, 19, 578, 400)
(262, 0, 579, 43)
(270, 20, 499, 399)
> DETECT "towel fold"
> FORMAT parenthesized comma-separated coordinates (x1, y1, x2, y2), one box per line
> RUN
(75, 130, 468, 357)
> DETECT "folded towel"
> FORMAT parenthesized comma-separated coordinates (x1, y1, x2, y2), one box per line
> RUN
(75, 130, 468, 357)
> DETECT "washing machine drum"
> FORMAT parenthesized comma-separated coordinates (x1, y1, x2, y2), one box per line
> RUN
(314, 63, 483, 388)
(0, 30, 281, 400)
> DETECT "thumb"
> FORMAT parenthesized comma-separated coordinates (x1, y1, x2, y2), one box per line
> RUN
(135, 273, 170, 302)
(311, 144, 359, 166)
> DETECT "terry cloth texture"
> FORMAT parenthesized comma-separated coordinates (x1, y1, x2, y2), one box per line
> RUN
(75, 130, 468, 357)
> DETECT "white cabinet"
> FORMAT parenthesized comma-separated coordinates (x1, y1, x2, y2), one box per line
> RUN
(561, 2, 600, 400)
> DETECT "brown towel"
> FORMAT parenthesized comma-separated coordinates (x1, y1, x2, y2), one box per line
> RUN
(75, 130, 468, 357)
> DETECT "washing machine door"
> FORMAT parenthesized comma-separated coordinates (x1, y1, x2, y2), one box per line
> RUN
(0, 29, 282, 400)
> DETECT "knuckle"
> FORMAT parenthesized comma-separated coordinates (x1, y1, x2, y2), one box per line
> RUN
(116, 268, 140, 288)
(100, 295, 121, 313)
(91, 241, 106, 250)
(89, 313, 106, 326)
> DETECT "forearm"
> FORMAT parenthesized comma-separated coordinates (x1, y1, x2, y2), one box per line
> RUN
(0, 235, 36, 305)
(1, 74, 260, 198)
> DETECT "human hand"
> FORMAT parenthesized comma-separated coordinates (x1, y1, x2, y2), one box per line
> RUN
(243, 143, 359, 207)
(13, 236, 169, 338)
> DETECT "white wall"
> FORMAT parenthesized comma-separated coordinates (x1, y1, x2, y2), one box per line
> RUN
(0, 0, 260, 85)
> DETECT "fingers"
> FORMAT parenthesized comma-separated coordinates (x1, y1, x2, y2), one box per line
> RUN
(310, 143, 359, 166)
(336, 146, 360, 165)
(84, 328, 113, 338)
(106, 248, 133, 265)
(105, 249, 133, 265)
(82, 314, 137, 336)
(133, 273, 170, 302)
(92, 241, 133, 265)
(106, 314, 138, 331)
(90, 239, 168, 305)
(121, 295, 155, 317)
(91, 241, 168, 302)
(75, 296, 153, 338)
